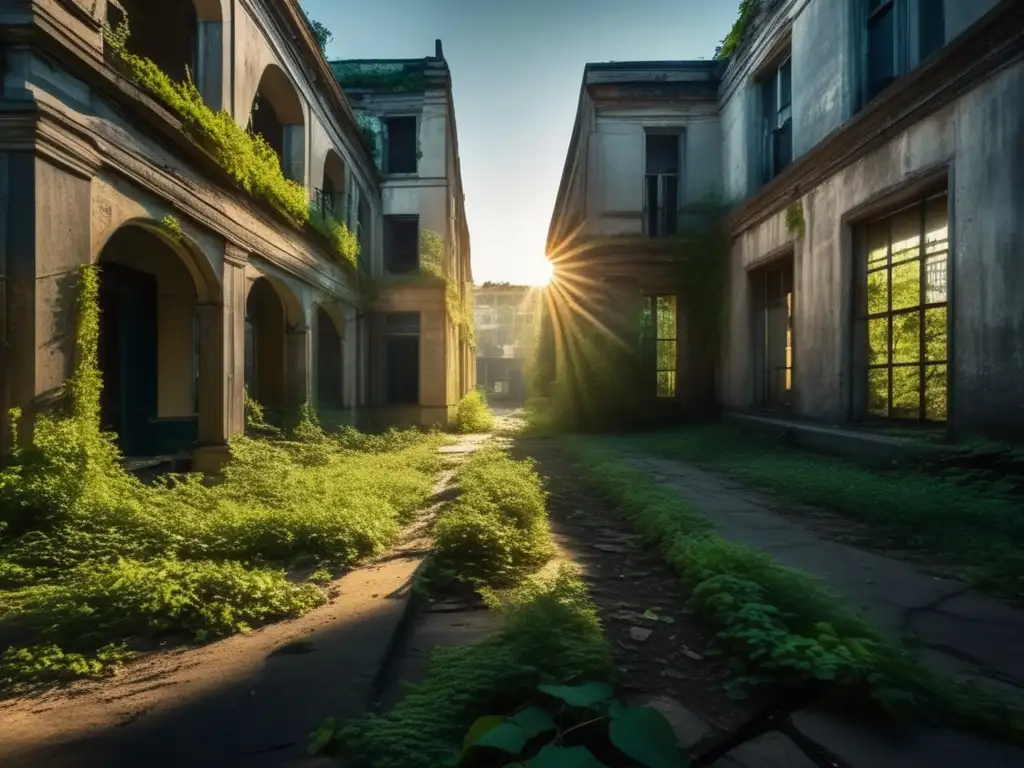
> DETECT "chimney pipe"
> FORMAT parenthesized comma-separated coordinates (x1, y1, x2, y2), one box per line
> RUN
(435, 39, 444, 60)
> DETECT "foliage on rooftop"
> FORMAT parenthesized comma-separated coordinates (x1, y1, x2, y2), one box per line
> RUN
(715, 0, 758, 60)
(331, 62, 431, 93)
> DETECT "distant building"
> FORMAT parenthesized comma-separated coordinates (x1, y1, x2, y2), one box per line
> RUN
(474, 284, 539, 403)
(547, 0, 1024, 440)
(331, 40, 475, 426)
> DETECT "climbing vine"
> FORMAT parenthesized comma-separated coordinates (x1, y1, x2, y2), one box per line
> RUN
(785, 200, 806, 239)
(715, 0, 758, 59)
(420, 229, 475, 348)
(160, 214, 185, 242)
(103, 19, 359, 273)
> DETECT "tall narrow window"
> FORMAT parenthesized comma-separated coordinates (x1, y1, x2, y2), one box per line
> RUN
(761, 55, 792, 182)
(384, 313, 420, 405)
(385, 116, 418, 174)
(918, 0, 945, 61)
(645, 134, 679, 238)
(867, 0, 897, 99)
(384, 215, 420, 274)
(864, 0, 945, 103)
(859, 193, 948, 421)
(654, 295, 677, 398)
(753, 260, 794, 408)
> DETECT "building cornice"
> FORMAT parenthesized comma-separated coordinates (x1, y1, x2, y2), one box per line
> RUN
(726, 0, 1024, 236)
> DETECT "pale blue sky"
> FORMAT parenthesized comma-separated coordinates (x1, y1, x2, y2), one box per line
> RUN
(303, 0, 737, 285)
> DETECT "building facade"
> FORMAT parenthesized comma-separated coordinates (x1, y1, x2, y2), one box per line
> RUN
(0, 0, 471, 468)
(474, 284, 538, 403)
(332, 44, 475, 426)
(548, 0, 1024, 440)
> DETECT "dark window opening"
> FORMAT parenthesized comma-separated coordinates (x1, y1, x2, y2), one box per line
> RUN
(645, 134, 679, 237)
(106, 0, 198, 84)
(865, 0, 945, 103)
(919, 0, 946, 61)
(858, 193, 948, 422)
(761, 55, 792, 182)
(385, 116, 418, 174)
(867, 0, 897, 98)
(249, 90, 284, 166)
(384, 313, 420, 405)
(384, 215, 420, 274)
(753, 260, 794, 409)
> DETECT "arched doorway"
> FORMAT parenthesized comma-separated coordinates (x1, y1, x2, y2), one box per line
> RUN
(319, 150, 346, 220)
(245, 277, 288, 411)
(317, 306, 343, 411)
(98, 223, 211, 457)
(248, 65, 306, 183)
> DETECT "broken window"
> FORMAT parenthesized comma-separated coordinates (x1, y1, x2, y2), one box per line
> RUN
(385, 116, 418, 174)
(651, 295, 677, 398)
(858, 193, 948, 421)
(752, 260, 794, 408)
(383, 215, 420, 274)
(865, 0, 945, 101)
(645, 133, 679, 238)
(384, 313, 420, 405)
(761, 54, 792, 182)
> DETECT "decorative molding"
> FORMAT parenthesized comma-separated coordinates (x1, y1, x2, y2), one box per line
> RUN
(53, 0, 102, 30)
(726, 0, 1024, 236)
(223, 243, 250, 268)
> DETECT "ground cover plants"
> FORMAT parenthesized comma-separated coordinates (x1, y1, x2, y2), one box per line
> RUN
(0, 267, 444, 691)
(624, 424, 1024, 604)
(432, 447, 554, 589)
(453, 390, 496, 434)
(562, 437, 1024, 744)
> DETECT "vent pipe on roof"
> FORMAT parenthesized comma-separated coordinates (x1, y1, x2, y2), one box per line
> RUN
(435, 39, 444, 60)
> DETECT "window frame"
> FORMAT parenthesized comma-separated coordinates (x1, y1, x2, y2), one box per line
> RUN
(383, 115, 419, 175)
(383, 214, 421, 275)
(856, 192, 949, 423)
(643, 130, 682, 238)
(860, 0, 946, 106)
(383, 312, 421, 406)
(760, 53, 793, 183)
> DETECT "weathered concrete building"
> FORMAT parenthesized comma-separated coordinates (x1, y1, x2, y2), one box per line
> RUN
(474, 283, 538, 403)
(548, 0, 1024, 440)
(332, 44, 475, 426)
(0, 1, 473, 466)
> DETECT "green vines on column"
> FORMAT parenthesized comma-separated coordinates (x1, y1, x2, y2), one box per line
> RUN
(102, 19, 359, 273)
(420, 229, 475, 349)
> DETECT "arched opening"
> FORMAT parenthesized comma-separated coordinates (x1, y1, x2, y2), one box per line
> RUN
(98, 224, 209, 457)
(248, 65, 306, 183)
(245, 277, 288, 411)
(106, 1, 224, 105)
(318, 150, 346, 220)
(317, 306, 344, 411)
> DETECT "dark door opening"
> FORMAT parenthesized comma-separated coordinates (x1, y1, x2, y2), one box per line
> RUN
(752, 260, 794, 409)
(383, 313, 420, 405)
(317, 309, 344, 410)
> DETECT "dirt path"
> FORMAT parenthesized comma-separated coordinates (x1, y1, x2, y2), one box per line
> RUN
(0, 435, 491, 768)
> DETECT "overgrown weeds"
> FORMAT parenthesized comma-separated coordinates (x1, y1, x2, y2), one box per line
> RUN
(432, 448, 554, 589)
(563, 437, 1024, 744)
(627, 425, 1024, 603)
(315, 565, 613, 767)
(0, 267, 444, 691)
(453, 391, 495, 434)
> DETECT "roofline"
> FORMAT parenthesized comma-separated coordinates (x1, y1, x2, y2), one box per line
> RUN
(584, 59, 719, 72)
(546, 68, 589, 255)
(331, 57, 439, 65)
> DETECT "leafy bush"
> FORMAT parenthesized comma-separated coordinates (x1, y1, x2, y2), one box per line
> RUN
(319, 565, 613, 767)
(0, 267, 444, 689)
(433, 448, 554, 588)
(454, 391, 496, 434)
(564, 438, 1024, 741)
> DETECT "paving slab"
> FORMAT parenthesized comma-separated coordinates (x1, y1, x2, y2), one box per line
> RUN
(792, 707, 1024, 768)
(708, 731, 819, 768)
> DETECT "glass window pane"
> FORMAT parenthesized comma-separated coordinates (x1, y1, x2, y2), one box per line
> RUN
(892, 366, 921, 419)
(891, 259, 921, 310)
(867, 220, 889, 269)
(657, 340, 677, 372)
(656, 296, 677, 339)
(925, 195, 948, 252)
(890, 207, 922, 264)
(925, 254, 947, 304)
(657, 371, 676, 398)
(925, 364, 947, 421)
(892, 311, 921, 364)
(924, 307, 947, 362)
(867, 269, 888, 315)
(868, 368, 889, 416)
(867, 5, 896, 96)
(868, 318, 889, 365)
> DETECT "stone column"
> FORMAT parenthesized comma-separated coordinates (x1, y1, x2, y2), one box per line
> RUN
(197, 244, 246, 447)
(286, 325, 312, 408)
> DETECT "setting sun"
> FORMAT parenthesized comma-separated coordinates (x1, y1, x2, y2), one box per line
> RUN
(528, 257, 555, 287)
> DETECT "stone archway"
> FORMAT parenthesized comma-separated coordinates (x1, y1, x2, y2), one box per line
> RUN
(319, 150, 346, 221)
(245, 274, 306, 412)
(249, 64, 306, 183)
(96, 220, 218, 457)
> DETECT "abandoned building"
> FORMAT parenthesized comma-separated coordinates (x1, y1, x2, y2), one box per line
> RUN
(474, 283, 538, 403)
(0, 0, 474, 468)
(547, 0, 1024, 440)
(331, 44, 475, 426)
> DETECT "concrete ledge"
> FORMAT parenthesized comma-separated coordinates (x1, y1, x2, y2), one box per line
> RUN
(723, 412, 950, 468)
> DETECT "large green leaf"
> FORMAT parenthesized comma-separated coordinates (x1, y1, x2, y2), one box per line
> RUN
(508, 706, 557, 738)
(608, 705, 688, 768)
(476, 723, 527, 755)
(529, 744, 607, 767)
(463, 715, 503, 752)
(537, 682, 614, 708)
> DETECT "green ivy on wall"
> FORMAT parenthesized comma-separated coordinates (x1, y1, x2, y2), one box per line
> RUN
(785, 200, 806, 239)
(420, 229, 475, 349)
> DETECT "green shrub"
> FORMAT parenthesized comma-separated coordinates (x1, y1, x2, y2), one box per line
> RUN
(322, 565, 613, 767)
(0, 266, 445, 689)
(433, 449, 554, 588)
(454, 391, 496, 434)
(563, 437, 1024, 740)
